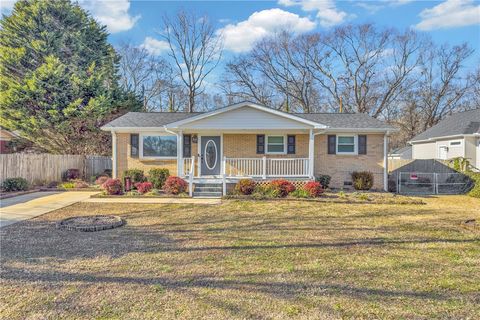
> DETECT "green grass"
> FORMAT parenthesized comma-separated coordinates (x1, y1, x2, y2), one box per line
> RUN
(1, 196, 479, 319)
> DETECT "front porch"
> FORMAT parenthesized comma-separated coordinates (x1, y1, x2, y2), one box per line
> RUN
(181, 155, 313, 197)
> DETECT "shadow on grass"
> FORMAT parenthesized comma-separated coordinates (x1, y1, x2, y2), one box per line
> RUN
(0, 264, 449, 301)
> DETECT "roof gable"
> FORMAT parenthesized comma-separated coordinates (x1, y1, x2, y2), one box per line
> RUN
(165, 102, 325, 129)
(410, 109, 480, 142)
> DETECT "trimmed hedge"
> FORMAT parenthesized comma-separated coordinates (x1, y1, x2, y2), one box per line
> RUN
(123, 169, 145, 184)
(1, 177, 29, 192)
(235, 179, 256, 195)
(148, 168, 170, 189)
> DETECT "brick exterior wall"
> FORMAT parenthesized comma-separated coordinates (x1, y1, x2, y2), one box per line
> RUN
(115, 132, 385, 189)
(314, 134, 385, 190)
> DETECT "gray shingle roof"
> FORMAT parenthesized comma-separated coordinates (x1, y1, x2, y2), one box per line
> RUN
(293, 113, 395, 129)
(410, 109, 480, 142)
(102, 110, 394, 130)
(103, 112, 203, 128)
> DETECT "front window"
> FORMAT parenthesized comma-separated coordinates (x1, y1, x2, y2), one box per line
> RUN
(141, 135, 177, 158)
(337, 136, 356, 154)
(267, 136, 285, 154)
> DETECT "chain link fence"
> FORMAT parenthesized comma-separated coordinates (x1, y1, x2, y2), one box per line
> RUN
(396, 172, 471, 195)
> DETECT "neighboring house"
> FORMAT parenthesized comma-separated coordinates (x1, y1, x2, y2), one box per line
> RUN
(101, 102, 396, 195)
(409, 109, 480, 169)
(388, 146, 412, 160)
(0, 128, 20, 154)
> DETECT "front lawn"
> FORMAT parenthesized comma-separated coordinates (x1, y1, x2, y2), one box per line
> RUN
(1, 196, 479, 319)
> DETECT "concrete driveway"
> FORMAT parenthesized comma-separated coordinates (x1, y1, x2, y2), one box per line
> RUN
(0, 191, 98, 228)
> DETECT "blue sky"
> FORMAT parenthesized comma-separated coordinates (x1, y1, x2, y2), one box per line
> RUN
(1, 0, 479, 67)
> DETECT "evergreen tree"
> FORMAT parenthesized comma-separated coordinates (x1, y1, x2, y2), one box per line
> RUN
(0, 0, 141, 154)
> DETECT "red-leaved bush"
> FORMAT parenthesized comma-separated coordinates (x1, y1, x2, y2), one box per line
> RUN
(135, 182, 153, 194)
(269, 179, 295, 197)
(235, 179, 256, 195)
(303, 181, 324, 197)
(101, 178, 123, 195)
(163, 176, 187, 195)
(95, 176, 109, 185)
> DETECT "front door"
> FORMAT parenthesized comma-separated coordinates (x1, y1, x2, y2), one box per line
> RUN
(200, 136, 221, 175)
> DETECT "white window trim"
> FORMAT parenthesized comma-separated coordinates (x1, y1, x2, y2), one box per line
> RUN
(139, 132, 178, 160)
(336, 134, 358, 155)
(266, 135, 287, 155)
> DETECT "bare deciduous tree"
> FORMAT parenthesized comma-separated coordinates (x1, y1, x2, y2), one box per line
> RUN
(161, 11, 223, 112)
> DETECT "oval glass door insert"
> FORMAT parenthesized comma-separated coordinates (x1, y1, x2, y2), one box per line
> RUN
(204, 140, 217, 170)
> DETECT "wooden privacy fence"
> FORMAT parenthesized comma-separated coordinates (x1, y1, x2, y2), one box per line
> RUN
(0, 153, 111, 184)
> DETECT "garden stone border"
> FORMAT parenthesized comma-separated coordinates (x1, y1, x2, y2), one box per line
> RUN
(56, 215, 124, 232)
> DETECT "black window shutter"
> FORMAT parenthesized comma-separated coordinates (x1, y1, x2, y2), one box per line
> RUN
(358, 135, 367, 155)
(327, 135, 336, 154)
(256, 135, 265, 154)
(183, 134, 191, 158)
(287, 135, 296, 154)
(130, 134, 139, 157)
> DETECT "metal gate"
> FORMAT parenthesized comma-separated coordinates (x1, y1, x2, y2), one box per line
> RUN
(398, 172, 471, 195)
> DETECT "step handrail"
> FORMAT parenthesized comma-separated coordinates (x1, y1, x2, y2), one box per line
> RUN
(189, 156, 195, 197)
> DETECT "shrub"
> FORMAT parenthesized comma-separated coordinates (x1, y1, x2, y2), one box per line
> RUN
(163, 176, 187, 195)
(102, 178, 123, 195)
(95, 176, 109, 186)
(269, 179, 295, 197)
(59, 181, 75, 189)
(466, 172, 480, 198)
(290, 189, 310, 198)
(315, 174, 331, 189)
(148, 168, 170, 189)
(235, 179, 256, 195)
(1, 177, 28, 192)
(135, 182, 153, 194)
(72, 179, 89, 188)
(351, 171, 374, 190)
(64, 169, 80, 181)
(123, 169, 145, 184)
(304, 181, 324, 197)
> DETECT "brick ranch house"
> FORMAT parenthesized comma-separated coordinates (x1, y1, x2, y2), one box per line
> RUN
(101, 102, 396, 196)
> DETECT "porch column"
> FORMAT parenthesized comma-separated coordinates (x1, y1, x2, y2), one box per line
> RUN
(308, 129, 314, 179)
(177, 131, 183, 176)
(112, 131, 117, 179)
(384, 133, 388, 191)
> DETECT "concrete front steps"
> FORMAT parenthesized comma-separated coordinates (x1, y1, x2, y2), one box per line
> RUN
(193, 183, 223, 198)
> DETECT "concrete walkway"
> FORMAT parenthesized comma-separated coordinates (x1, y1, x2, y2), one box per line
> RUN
(83, 197, 221, 205)
(0, 191, 98, 228)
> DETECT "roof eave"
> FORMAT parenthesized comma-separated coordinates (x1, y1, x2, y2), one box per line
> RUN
(409, 133, 479, 144)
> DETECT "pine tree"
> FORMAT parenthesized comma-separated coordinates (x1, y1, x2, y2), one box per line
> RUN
(0, 0, 141, 154)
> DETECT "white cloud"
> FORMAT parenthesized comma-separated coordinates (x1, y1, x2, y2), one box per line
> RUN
(0, 0, 16, 15)
(217, 8, 316, 53)
(140, 37, 170, 56)
(278, 0, 348, 27)
(78, 0, 140, 33)
(415, 0, 480, 31)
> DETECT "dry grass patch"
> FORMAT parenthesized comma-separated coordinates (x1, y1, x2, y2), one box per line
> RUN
(1, 196, 479, 319)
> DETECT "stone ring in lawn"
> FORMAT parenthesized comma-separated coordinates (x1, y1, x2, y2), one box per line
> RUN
(56, 215, 124, 232)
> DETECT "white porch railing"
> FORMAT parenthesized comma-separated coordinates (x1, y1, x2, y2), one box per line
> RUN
(183, 157, 192, 176)
(224, 157, 309, 178)
(188, 156, 195, 197)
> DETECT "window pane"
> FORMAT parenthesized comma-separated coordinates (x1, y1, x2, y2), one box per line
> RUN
(267, 144, 284, 153)
(267, 136, 284, 144)
(338, 145, 354, 153)
(338, 136, 354, 144)
(143, 136, 177, 157)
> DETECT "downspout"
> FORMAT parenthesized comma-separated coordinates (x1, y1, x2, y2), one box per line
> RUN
(112, 131, 117, 179)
